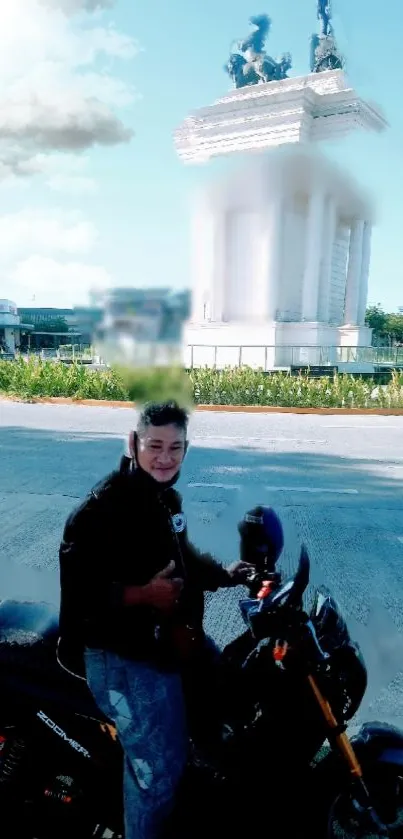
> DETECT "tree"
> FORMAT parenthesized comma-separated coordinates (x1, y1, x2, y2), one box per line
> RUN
(365, 305, 388, 342)
(365, 306, 403, 346)
(385, 314, 403, 345)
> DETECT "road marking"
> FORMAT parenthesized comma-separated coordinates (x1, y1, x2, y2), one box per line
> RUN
(324, 425, 402, 430)
(193, 435, 327, 444)
(264, 486, 359, 495)
(188, 482, 358, 495)
(188, 482, 241, 490)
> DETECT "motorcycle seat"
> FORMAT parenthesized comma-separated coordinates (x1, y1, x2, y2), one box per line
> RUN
(0, 599, 111, 724)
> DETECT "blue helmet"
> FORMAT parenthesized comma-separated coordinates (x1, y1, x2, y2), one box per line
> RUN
(238, 506, 284, 573)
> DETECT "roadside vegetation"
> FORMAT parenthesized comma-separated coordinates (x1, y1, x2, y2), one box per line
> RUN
(0, 357, 402, 409)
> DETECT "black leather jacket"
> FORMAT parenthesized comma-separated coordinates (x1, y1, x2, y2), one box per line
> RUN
(58, 458, 231, 672)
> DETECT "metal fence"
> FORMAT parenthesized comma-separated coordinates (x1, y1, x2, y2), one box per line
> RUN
(21, 346, 95, 362)
(185, 345, 403, 370)
(12, 344, 403, 371)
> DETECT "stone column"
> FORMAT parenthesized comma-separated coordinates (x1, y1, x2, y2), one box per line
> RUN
(190, 197, 227, 324)
(357, 222, 372, 325)
(301, 187, 325, 322)
(190, 196, 210, 323)
(255, 194, 284, 321)
(210, 213, 227, 322)
(4, 328, 15, 353)
(344, 219, 364, 325)
(318, 196, 337, 323)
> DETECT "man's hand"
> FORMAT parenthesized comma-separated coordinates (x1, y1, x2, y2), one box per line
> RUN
(226, 560, 255, 586)
(144, 561, 184, 613)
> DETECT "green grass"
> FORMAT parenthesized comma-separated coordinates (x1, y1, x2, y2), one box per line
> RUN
(1, 358, 403, 409)
(191, 367, 403, 408)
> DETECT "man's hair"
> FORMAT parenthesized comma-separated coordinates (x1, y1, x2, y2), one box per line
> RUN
(137, 401, 189, 434)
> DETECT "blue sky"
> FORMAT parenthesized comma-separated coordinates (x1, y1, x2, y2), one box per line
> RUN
(1, 0, 402, 311)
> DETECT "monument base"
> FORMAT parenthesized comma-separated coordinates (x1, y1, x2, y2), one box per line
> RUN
(175, 70, 387, 164)
(185, 320, 374, 372)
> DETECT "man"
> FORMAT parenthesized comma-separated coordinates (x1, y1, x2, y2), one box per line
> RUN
(58, 400, 253, 839)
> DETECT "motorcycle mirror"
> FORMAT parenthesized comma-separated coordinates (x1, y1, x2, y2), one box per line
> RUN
(287, 544, 310, 606)
(268, 544, 310, 610)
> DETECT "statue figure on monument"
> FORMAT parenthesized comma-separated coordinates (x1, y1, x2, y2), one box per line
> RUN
(317, 0, 332, 36)
(226, 52, 256, 88)
(275, 52, 292, 81)
(310, 0, 344, 73)
(225, 13, 292, 89)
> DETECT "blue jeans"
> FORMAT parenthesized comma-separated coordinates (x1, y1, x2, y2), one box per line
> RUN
(84, 649, 188, 839)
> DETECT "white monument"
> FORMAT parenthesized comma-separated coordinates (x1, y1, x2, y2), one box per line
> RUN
(174, 8, 387, 370)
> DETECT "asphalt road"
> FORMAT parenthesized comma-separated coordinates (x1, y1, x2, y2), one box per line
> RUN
(0, 400, 403, 733)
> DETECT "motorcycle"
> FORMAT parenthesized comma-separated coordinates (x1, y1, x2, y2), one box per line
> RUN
(0, 508, 402, 838)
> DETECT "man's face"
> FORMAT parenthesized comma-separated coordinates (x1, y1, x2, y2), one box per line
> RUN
(136, 423, 186, 483)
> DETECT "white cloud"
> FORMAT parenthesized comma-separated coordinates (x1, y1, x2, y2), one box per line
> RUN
(13, 152, 98, 194)
(0, 0, 136, 308)
(47, 174, 98, 194)
(0, 210, 110, 307)
(7, 255, 112, 308)
(0, 88, 132, 151)
(0, 209, 97, 258)
(40, 0, 114, 13)
(0, 2, 136, 79)
(0, 0, 137, 181)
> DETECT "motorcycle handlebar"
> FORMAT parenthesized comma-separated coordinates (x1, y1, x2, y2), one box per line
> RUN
(241, 546, 331, 669)
(246, 544, 310, 609)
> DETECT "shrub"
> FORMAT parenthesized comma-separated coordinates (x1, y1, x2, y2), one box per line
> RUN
(1, 359, 402, 409)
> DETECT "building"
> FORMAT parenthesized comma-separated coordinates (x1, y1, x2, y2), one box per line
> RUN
(7, 292, 191, 355)
(0, 300, 33, 354)
(18, 306, 105, 349)
(18, 307, 76, 328)
(93, 287, 191, 366)
(16, 306, 82, 351)
(72, 305, 103, 345)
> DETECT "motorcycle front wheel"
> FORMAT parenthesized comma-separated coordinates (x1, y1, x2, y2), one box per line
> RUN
(326, 765, 403, 838)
